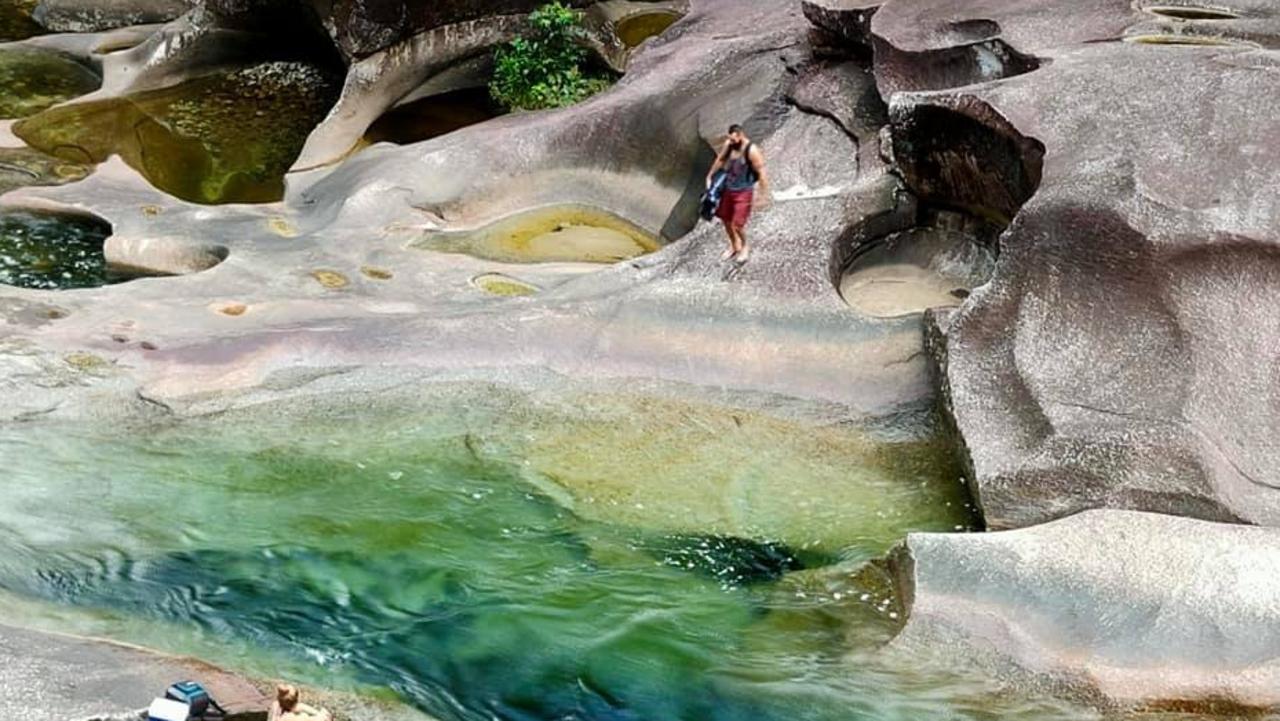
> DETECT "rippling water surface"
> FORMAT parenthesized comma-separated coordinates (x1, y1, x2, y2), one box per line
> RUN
(0, 388, 1091, 721)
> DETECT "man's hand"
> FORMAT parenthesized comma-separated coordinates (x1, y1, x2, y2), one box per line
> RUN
(754, 188, 773, 210)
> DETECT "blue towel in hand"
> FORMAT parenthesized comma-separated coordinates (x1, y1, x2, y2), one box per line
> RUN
(700, 170, 728, 221)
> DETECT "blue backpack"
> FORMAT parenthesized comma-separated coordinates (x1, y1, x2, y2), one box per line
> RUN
(700, 170, 728, 221)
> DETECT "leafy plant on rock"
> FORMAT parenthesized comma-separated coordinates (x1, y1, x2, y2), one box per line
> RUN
(490, 2, 613, 111)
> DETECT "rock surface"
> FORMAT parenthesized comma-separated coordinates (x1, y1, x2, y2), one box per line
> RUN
(32, 0, 193, 33)
(891, 510, 1280, 711)
(0, 0, 922, 428)
(0, 622, 267, 721)
(882, 0, 1280, 530)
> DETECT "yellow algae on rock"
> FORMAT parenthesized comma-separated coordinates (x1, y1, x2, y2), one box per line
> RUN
(360, 266, 393, 280)
(214, 302, 248, 316)
(616, 10, 682, 48)
(268, 217, 298, 237)
(311, 270, 349, 289)
(471, 273, 539, 297)
(415, 205, 660, 264)
(63, 351, 110, 372)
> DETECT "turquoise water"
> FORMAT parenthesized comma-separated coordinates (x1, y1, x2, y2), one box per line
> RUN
(0, 389, 1088, 721)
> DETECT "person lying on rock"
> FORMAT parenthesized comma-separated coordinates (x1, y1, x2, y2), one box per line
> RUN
(269, 684, 334, 721)
(706, 123, 770, 263)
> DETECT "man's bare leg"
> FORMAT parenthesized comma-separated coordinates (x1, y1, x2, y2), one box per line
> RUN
(720, 222, 737, 260)
(734, 226, 750, 262)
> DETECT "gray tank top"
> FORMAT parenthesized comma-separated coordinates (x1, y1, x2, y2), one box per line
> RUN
(724, 143, 758, 191)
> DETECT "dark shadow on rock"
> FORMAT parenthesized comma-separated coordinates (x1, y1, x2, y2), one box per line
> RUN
(889, 95, 1045, 226)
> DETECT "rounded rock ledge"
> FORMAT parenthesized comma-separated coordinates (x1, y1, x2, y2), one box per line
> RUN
(104, 234, 228, 278)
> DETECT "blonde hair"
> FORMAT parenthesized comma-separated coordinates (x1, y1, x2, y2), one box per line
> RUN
(276, 684, 300, 712)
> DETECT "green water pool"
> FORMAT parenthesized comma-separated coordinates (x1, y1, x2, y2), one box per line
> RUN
(0, 385, 1092, 721)
(0, 47, 101, 119)
(0, 210, 116, 289)
(14, 61, 339, 204)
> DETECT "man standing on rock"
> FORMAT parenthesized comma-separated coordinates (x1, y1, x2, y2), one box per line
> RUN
(706, 124, 770, 263)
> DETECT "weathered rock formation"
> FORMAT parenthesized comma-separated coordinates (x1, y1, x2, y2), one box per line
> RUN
(865, 0, 1280, 531)
(0, 0, 917, 429)
(7, 0, 1280, 714)
(891, 510, 1280, 712)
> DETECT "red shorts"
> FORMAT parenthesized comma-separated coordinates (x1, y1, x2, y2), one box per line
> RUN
(716, 188, 754, 228)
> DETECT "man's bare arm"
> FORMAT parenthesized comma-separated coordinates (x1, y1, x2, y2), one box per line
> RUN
(706, 141, 730, 187)
(750, 145, 770, 198)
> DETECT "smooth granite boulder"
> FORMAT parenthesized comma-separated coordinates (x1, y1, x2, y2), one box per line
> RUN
(891, 510, 1280, 712)
(877, 0, 1280, 529)
(800, 0, 879, 48)
(32, 0, 193, 32)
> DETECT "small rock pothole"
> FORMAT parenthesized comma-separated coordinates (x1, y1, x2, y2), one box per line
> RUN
(839, 227, 995, 319)
(1143, 4, 1241, 20)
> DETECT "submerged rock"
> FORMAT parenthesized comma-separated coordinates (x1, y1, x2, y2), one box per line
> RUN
(642, 533, 811, 587)
(891, 510, 1280, 712)
(14, 62, 339, 204)
(0, 147, 92, 197)
(0, 47, 100, 120)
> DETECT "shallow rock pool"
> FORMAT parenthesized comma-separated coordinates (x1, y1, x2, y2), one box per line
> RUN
(14, 62, 339, 204)
(415, 206, 661, 264)
(0, 0, 43, 42)
(0, 210, 115, 289)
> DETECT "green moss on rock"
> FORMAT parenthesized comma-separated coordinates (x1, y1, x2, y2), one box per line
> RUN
(0, 48, 100, 119)
(14, 62, 339, 204)
(0, 0, 44, 42)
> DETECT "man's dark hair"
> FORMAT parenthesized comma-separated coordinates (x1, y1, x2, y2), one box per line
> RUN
(728, 124, 745, 134)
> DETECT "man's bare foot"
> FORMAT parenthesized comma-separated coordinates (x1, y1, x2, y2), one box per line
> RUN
(720, 248, 737, 261)
(735, 246, 751, 263)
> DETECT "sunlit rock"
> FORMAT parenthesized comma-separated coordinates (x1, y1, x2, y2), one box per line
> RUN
(903, 3, 1280, 529)
(891, 510, 1280, 711)
(471, 273, 539, 297)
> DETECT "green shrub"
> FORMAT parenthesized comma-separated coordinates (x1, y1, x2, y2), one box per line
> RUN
(490, 2, 613, 111)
